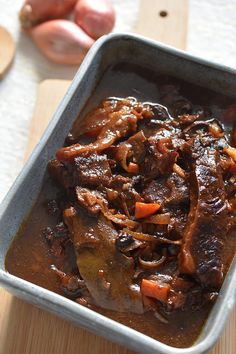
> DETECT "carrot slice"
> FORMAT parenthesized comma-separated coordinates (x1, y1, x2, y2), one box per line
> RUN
(135, 202, 160, 219)
(141, 279, 170, 303)
(127, 162, 139, 173)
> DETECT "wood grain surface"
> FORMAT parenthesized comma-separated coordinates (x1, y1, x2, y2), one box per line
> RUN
(2, 1, 235, 354)
(0, 25, 15, 80)
(134, 0, 188, 49)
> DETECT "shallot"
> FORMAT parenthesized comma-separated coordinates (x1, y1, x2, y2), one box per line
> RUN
(29, 20, 94, 65)
(19, 0, 77, 29)
(74, 0, 115, 39)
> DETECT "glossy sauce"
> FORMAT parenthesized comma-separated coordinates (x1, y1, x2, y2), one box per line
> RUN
(5, 63, 236, 348)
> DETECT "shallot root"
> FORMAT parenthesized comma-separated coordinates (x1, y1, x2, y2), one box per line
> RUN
(19, 0, 77, 29)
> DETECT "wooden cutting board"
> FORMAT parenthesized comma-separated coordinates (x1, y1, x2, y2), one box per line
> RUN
(1, 1, 235, 353)
(0, 25, 15, 80)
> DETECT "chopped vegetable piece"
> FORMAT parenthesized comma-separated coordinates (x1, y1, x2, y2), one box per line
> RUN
(173, 163, 186, 178)
(141, 279, 170, 303)
(123, 229, 182, 244)
(139, 255, 166, 269)
(157, 138, 171, 154)
(127, 162, 139, 173)
(143, 213, 171, 225)
(224, 147, 236, 161)
(135, 202, 161, 219)
(209, 123, 224, 138)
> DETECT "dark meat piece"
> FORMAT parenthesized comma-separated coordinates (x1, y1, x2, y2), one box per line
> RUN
(179, 139, 230, 288)
(108, 174, 131, 191)
(48, 159, 72, 189)
(64, 206, 143, 313)
(142, 173, 189, 207)
(141, 143, 178, 179)
(49, 154, 132, 194)
(165, 173, 189, 206)
(142, 179, 170, 205)
(48, 154, 115, 190)
(118, 184, 143, 216)
(177, 114, 200, 127)
(115, 130, 146, 172)
(108, 187, 143, 217)
(105, 175, 144, 216)
(159, 84, 196, 117)
(170, 98, 193, 117)
(115, 232, 137, 252)
(46, 199, 60, 215)
(139, 120, 174, 139)
(75, 186, 107, 215)
(51, 265, 87, 298)
(128, 131, 147, 163)
(137, 103, 173, 138)
(168, 207, 188, 239)
(182, 118, 223, 137)
(74, 153, 113, 187)
(76, 186, 139, 229)
(167, 278, 217, 311)
(42, 222, 70, 257)
(225, 176, 236, 210)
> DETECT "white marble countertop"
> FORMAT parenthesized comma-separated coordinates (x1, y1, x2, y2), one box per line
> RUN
(1, 0, 236, 202)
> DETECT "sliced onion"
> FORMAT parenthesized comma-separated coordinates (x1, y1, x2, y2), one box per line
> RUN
(115, 131, 146, 172)
(102, 210, 139, 229)
(158, 237, 182, 245)
(143, 213, 171, 225)
(139, 255, 166, 269)
(115, 142, 132, 171)
(123, 239, 145, 252)
(106, 188, 119, 201)
(123, 229, 159, 242)
(51, 264, 65, 279)
(123, 229, 182, 244)
(154, 310, 169, 324)
(94, 197, 139, 229)
(224, 146, 236, 161)
(209, 123, 224, 138)
(183, 120, 210, 133)
(173, 163, 186, 179)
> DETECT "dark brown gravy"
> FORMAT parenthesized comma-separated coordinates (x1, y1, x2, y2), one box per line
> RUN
(5, 63, 236, 349)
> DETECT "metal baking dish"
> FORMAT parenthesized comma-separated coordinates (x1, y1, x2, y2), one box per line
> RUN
(1, 33, 236, 354)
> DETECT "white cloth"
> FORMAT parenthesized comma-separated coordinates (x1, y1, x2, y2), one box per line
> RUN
(0, 0, 236, 202)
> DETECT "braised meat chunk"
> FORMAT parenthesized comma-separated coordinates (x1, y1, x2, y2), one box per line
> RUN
(48, 96, 236, 319)
(179, 139, 230, 288)
(74, 153, 113, 187)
